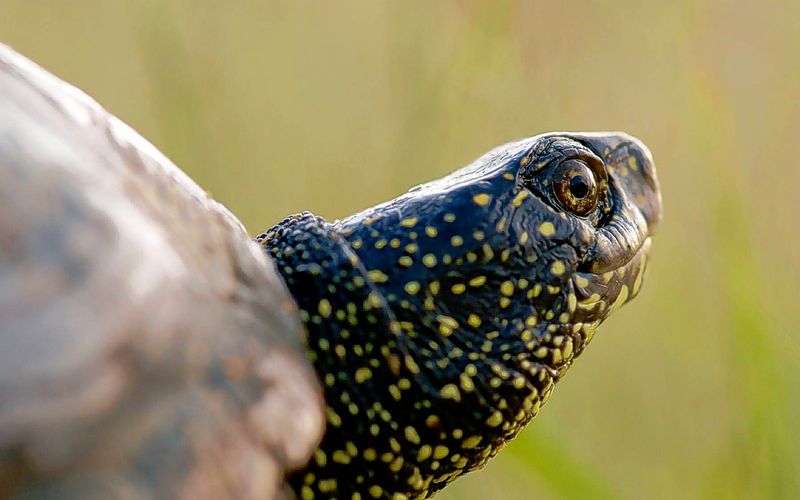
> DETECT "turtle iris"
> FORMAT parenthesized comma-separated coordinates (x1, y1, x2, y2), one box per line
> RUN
(553, 159, 598, 216)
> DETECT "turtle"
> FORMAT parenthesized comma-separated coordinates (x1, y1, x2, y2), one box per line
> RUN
(0, 44, 662, 500)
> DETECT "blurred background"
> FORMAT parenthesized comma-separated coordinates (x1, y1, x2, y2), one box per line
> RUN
(2, 1, 798, 498)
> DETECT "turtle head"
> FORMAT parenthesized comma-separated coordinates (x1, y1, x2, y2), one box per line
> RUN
(336, 131, 661, 378)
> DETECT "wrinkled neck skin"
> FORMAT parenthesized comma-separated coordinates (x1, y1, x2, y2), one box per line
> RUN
(260, 132, 660, 499)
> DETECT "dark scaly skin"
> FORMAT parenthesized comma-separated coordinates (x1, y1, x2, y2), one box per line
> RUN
(259, 132, 662, 499)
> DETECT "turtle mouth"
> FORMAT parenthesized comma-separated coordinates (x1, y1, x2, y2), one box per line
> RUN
(570, 236, 651, 325)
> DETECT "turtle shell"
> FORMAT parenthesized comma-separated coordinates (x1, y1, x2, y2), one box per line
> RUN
(0, 44, 323, 499)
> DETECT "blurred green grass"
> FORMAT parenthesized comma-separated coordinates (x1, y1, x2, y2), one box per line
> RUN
(2, 1, 798, 498)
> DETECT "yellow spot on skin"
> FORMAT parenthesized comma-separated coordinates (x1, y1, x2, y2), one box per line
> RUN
(459, 373, 474, 392)
(551, 260, 566, 276)
(503, 172, 516, 180)
(429, 281, 440, 295)
(499, 297, 511, 308)
(417, 445, 432, 461)
(400, 217, 418, 228)
(462, 435, 482, 449)
(405, 243, 418, 254)
(404, 281, 421, 295)
(423, 254, 437, 267)
(405, 356, 420, 374)
(425, 226, 438, 237)
(467, 314, 482, 327)
(390, 238, 401, 248)
(500, 249, 511, 262)
(433, 445, 450, 460)
(451, 283, 466, 294)
(327, 407, 342, 427)
(437, 315, 459, 329)
(314, 449, 327, 466)
(369, 485, 383, 498)
(425, 415, 441, 428)
(404, 426, 421, 444)
(473, 230, 485, 241)
(367, 292, 382, 309)
(575, 275, 590, 288)
(320, 480, 339, 493)
(301, 486, 314, 500)
(364, 448, 377, 461)
(500, 281, 515, 296)
(472, 193, 492, 206)
(355, 367, 373, 383)
(450, 235, 464, 247)
(443, 213, 456, 223)
(398, 256, 413, 267)
(512, 377, 526, 389)
(563, 338, 574, 358)
(318, 299, 331, 318)
(367, 270, 388, 283)
(333, 450, 351, 464)
(486, 411, 503, 427)
(511, 190, 529, 207)
(568, 293, 577, 313)
(440, 384, 461, 401)
(538, 222, 556, 237)
(469, 276, 487, 287)
(519, 231, 529, 244)
(482, 243, 494, 261)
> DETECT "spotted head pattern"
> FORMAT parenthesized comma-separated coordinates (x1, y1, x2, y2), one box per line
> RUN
(259, 132, 661, 499)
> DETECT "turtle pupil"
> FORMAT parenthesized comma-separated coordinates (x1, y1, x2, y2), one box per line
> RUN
(569, 175, 590, 199)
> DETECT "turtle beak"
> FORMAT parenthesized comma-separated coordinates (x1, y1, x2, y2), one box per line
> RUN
(568, 132, 662, 236)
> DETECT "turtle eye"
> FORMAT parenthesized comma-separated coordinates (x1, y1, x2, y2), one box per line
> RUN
(553, 159, 598, 216)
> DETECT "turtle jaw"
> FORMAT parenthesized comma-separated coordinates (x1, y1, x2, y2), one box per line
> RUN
(571, 235, 652, 327)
